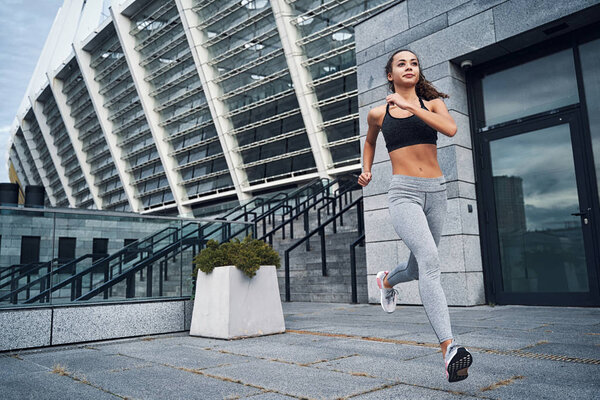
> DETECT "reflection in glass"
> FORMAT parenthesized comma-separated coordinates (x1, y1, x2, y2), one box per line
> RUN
(0, 208, 253, 308)
(490, 124, 589, 293)
(579, 38, 600, 205)
(481, 48, 579, 126)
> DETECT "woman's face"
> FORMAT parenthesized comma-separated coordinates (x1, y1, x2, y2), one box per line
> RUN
(388, 51, 419, 89)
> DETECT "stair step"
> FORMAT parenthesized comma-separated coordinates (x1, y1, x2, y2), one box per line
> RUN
(280, 262, 366, 273)
(279, 276, 367, 286)
(280, 292, 368, 303)
(272, 235, 363, 248)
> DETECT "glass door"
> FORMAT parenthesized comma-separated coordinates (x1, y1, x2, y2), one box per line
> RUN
(480, 110, 599, 305)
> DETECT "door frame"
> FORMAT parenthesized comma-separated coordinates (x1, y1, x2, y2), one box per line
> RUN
(481, 107, 599, 305)
(467, 22, 600, 306)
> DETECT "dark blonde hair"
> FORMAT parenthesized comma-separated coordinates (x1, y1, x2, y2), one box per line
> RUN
(385, 49, 449, 100)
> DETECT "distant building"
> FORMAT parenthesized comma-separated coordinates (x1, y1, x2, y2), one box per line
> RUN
(7, 0, 386, 216)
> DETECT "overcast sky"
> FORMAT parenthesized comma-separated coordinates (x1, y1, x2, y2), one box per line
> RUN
(0, 0, 64, 182)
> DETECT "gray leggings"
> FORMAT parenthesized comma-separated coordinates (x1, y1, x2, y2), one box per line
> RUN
(385, 174, 453, 343)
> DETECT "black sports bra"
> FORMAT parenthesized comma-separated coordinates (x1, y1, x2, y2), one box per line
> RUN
(380, 96, 437, 153)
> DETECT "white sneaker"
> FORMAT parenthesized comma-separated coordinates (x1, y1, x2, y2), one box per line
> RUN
(444, 340, 473, 382)
(376, 270, 398, 313)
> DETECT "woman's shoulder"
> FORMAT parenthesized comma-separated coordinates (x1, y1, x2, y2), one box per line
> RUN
(367, 103, 387, 122)
(422, 96, 446, 112)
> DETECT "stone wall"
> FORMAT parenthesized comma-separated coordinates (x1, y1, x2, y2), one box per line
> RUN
(0, 298, 193, 352)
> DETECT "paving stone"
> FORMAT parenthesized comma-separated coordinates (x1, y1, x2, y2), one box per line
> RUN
(350, 382, 482, 399)
(100, 342, 253, 370)
(18, 348, 154, 374)
(237, 392, 299, 399)
(316, 349, 600, 399)
(521, 341, 600, 360)
(447, 328, 555, 351)
(307, 337, 439, 361)
(202, 358, 390, 400)
(1, 370, 118, 400)
(0, 354, 49, 378)
(195, 335, 351, 365)
(75, 364, 262, 400)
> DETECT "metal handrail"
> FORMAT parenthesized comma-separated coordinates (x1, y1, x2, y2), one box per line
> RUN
(220, 176, 327, 223)
(74, 225, 205, 301)
(0, 175, 360, 306)
(1, 226, 181, 304)
(316, 178, 360, 232)
(3, 216, 249, 305)
(0, 258, 56, 283)
(349, 234, 365, 304)
(194, 177, 328, 244)
(256, 175, 358, 248)
(283, 195, 364, 301)
(0, 255, 92, 303)
(22, 225, 187, 304)
(227, 177, 333, 241)
(252, 177, 339, 240)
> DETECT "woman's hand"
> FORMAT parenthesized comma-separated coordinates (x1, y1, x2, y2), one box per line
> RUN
(358, 171, 372, 187)
(385, 93, 413, 111)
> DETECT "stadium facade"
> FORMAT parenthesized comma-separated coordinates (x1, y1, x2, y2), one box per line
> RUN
(7, 0, 392, 216)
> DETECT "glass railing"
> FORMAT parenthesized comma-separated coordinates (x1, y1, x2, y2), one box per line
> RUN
(0, 206, 253, 309)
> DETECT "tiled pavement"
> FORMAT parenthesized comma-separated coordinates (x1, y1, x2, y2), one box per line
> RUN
(1, 302, 599, 399)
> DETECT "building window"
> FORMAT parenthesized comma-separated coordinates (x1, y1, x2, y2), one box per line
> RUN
(20, 236, 40, 265)
(92, 238, 109, 263)
(58, 237, 76, 263)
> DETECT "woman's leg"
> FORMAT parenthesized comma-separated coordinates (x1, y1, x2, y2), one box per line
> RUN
(384, 188, 422, 286)
(423, 189, 453, 356)
(384, 189, 446, 288)
(385, 191, 453, 345)
(384, 251, 419, 286)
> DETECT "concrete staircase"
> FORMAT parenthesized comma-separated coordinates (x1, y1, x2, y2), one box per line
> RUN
(269, 189, 368, 303)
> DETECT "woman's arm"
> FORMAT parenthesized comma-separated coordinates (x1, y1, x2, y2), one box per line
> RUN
(408, 98, 457, 137)
(358, 108, 381, 187)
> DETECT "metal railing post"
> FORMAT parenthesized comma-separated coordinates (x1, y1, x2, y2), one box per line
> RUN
(320, 226, 327, 276)
(304, 209, 310, 251)
(357, 199, 364, 237)
(332, 200, 337, 233)
(350, 243, 357, 303)
(285, 251, 290, 302)
(103, 259, 110, 299)
(126, 272, 134, 298)
(159, 260, 164, 296)
(147, 264, 153, 297)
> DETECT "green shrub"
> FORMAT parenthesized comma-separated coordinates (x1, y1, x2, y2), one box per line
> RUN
(191, 235, 281, 281)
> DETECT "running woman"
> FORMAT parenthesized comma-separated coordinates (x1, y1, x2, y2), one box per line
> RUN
(358, 49, 473, 383)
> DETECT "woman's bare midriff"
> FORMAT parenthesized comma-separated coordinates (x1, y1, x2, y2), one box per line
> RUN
(388, 143, 443, 177)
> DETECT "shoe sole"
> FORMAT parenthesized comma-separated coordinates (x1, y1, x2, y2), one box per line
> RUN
(446, 348, 472, 382)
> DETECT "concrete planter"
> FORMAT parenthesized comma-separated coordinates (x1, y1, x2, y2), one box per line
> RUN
(189, 265, 285, 339)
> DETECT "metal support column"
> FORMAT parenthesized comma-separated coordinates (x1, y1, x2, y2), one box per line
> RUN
(175, 0, 252, 203)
